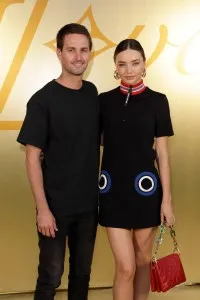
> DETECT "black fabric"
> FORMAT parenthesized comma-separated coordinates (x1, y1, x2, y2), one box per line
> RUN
(17, 80, 99, 217)
(34, 211, 98, 300)
(98, 87, 174, 229)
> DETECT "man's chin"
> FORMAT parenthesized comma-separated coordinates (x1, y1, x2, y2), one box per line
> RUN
(66, 67, 87, 77)
(73, 71, 84, 76)
(70, 68, 86, 76)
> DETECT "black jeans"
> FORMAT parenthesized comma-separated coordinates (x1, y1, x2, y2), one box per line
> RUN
(34, 210, 98, 300)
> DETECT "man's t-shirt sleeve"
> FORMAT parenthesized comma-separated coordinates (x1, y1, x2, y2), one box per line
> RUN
(17, 95, 48, 150)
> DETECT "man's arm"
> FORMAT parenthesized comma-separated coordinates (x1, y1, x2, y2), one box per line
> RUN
(26, 144, 58, 237)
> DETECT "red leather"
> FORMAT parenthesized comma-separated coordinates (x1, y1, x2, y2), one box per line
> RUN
(150, 253, 186, 292)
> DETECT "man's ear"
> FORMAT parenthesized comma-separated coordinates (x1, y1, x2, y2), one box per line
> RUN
(56, 48, 62, 60)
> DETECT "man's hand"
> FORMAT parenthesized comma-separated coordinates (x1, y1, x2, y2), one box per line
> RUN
(37, 209, 58, 238)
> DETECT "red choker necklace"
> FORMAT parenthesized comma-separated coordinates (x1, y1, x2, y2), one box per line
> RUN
(120, 80, 146, 95)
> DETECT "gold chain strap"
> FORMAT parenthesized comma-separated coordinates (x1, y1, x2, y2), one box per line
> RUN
(152, 223, 180, 262)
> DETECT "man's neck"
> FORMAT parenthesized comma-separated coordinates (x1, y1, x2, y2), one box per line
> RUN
(56, 73, 83, 90)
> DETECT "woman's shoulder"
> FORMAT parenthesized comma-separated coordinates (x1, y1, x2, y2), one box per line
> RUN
(145, 87, 166, 99)
(145, 88, 171, 113)
(98, 87, 119, 99)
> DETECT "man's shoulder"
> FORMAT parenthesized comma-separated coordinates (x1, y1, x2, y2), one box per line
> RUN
(83, 80, 98, 93)
(33, 80, 55, 97)
(28, 80, 55, 106)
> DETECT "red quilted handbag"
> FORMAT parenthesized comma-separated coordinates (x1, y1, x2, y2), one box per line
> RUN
(150, 224, 186, 292)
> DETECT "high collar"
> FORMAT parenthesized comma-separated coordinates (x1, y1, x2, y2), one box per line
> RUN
(120, 80, 146, 95)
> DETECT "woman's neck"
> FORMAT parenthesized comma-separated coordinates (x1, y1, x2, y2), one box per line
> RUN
(120, 80, 146, 95)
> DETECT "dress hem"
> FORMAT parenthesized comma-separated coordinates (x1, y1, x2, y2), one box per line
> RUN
(98, 221, 161, 230)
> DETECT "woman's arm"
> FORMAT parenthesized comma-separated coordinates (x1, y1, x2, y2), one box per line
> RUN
(155, 136, 175, 226)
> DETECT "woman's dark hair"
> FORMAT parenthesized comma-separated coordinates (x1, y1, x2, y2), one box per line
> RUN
(114, 39, 146, 62)
(56, 23, 92, 51)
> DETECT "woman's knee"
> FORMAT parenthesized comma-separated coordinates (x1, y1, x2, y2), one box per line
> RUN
(116, 261, 136, 281)
(135, 251, 152, 267)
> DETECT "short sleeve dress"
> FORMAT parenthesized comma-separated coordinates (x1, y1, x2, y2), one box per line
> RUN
(98, 84, 174, 229)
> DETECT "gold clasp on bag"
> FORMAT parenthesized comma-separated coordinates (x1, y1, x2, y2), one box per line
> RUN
(152, 222, 180, 264)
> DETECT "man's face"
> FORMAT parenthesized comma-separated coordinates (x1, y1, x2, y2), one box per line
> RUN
(57, 33, 91, 76)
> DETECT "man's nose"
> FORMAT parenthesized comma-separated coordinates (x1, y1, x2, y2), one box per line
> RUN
(75, 51, 82, 60)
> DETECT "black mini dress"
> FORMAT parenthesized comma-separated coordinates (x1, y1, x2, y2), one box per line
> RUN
(98, 83, 174, 229)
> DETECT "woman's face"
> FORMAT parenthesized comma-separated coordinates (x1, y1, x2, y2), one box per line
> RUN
(115, 49, 146, 85)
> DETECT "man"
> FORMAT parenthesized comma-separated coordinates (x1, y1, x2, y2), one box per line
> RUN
(17, 23, 99, 300)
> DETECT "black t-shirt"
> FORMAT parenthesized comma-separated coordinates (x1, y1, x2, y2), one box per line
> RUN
(17, 80, 99, 217)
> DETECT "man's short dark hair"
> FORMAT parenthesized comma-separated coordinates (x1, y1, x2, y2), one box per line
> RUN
(56, 23, 92, 51)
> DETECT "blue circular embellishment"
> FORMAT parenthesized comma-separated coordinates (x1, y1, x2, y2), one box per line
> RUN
(99, 170, 111, 194)
(134, 171, 157, 196)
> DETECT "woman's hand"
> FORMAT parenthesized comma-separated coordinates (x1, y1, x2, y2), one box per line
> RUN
(160, 200, 175, 226)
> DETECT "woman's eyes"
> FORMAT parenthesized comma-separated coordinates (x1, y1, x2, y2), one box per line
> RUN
(118, 62, 139, 67)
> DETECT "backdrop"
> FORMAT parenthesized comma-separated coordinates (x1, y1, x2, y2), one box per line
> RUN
(0, 0, 200, 293)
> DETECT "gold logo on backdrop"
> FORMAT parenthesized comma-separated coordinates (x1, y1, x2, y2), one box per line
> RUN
(0, 2, 199, 130)
(45, 6, 168, 66)
(45, 5, 116, 60)
(0, 0, 23, 21)
(168, 31, 200, 75)
(0, 0, 48, 130)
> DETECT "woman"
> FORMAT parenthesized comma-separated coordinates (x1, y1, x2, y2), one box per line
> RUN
(98, 39, 175, 300)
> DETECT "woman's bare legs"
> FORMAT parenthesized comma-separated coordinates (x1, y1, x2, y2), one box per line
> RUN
(106, 228, 136, 300)
(133, 227, 157, 300)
